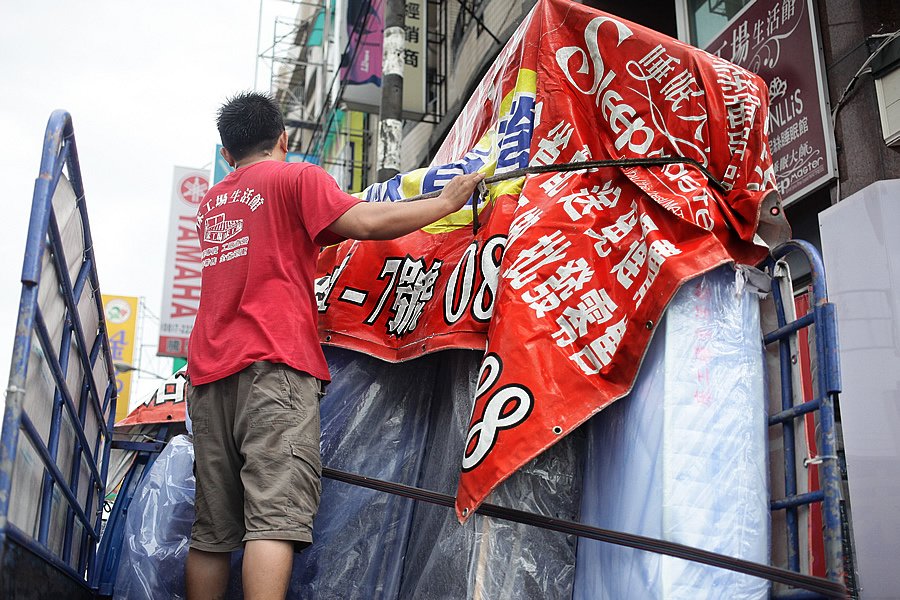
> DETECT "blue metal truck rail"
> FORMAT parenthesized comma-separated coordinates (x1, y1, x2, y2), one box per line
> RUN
(0, 111, 118, 598)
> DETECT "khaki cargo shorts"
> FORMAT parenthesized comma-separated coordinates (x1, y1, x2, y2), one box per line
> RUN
(187, 361, 323, 552)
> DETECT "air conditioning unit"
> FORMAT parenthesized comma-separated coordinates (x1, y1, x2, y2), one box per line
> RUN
(873, 36, 900, 146)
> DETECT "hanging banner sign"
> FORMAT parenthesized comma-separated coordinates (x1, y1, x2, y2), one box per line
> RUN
(158, 167, 208, 357)
(340, 0, 427, 117)
(102, 295, 139, 422)
(704, 0, 835, 204)
(316, 0, 787, 520)
(115, 370, 188, 428)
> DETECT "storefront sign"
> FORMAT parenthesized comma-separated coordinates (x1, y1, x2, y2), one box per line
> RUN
(705, 0, 835, 204)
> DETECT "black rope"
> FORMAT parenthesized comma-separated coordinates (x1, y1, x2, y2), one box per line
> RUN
(397, 156, 727, 204)
(322, 466, 847, 598)
(395, 156, 729, 235)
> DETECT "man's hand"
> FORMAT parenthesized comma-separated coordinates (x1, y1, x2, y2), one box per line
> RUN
(439, 171, 485, 213)
(328, 171, 488, 241)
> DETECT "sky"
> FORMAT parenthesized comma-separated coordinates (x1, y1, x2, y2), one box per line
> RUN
(0, 2, 295, 409)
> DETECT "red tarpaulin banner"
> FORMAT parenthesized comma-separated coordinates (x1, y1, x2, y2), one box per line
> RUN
(115, 371, 188, 428)
(315, 0, 787, 520)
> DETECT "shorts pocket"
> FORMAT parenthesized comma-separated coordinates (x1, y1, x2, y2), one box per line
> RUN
(288, 439, 322, 477)
(249, 408, 304, 429)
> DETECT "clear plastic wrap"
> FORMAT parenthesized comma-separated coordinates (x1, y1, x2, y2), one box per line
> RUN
(113, 435, 195, 600)
(108, 268, 769, 599)
(221, 347, 581, 599)
(574, 265, 770, 600)
(398, 351, 582, 600)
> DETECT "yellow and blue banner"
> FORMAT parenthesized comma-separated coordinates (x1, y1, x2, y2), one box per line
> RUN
(102, 295, 139, 422)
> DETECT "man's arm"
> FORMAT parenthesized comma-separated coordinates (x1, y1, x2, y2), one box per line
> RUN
(328, 172, 485, 241)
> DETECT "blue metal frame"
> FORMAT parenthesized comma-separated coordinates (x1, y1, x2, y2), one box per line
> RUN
(0, 110, 118, 591)
(94, 425, 170, 595)
(766, 240, 845, 598)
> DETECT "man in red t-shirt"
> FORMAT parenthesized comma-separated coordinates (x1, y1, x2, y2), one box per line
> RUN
(185, 92, 483, 600)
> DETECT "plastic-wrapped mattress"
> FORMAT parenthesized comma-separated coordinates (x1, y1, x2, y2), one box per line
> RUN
(574, 265, 770, 599)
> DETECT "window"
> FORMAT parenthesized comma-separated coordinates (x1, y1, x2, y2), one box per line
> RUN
(687, 0, 753, 48)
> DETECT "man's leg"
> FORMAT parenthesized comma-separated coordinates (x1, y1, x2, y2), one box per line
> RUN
(186, 375, 244, 599)
(186, 548, 230, 600)
(242, 539, 294, 600)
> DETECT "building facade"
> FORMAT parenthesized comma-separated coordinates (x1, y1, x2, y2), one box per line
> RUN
(272, 0, 900, 268)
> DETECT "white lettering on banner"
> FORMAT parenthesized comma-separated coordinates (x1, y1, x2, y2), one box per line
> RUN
(366, 258, 403, 325)
(315, 251, 354, 312)
(558, 181, 621, 221)
(386, 257, 442, 336)
(622, 41, 709, 162)
(553, 288, 618, 347)
(539, 145, 592, 197)
(612, 238, 648, 289)
(473, 236, 505, 322)
(507, 207, 542, 247)
(462, 354, 533, 471)
(633, 239, 682, 308)
(585, 202, 639, 257)
(631, 44, 680, 84)
(660, 70, 705, 113)
(530, 120, 574, 167)
(555, 16, 656, 154)
(555, 16, 633, 104)
(445, 244, 477, 324)
(444, 236, 507, 325)
(570, 317, 628, 375)
(639, 212, 659, 235)
(661, 160, 703, 194)
(521, 258, 594, 318)
(600, 90, 655, 154)
(504, 231, 571, 290)
(712, 57, 761, 185)
(638, 150, 716, 230)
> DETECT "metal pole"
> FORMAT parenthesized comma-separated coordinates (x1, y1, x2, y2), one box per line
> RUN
(377, 0, 405, 181)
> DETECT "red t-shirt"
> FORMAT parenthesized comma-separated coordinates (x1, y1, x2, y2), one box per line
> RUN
(187, 161, 361, 385)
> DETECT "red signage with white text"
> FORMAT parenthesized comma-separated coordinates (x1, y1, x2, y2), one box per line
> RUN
(316, 0, 786, 519)
(158, 167, 208, 357)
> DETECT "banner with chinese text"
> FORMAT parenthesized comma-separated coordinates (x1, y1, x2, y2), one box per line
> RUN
(103, 295, 139, 422)
(316, 0, 787, 519)
(159, 167, 208, 357)
(704, 0, 835, 204)
(340, 0, 427, 116)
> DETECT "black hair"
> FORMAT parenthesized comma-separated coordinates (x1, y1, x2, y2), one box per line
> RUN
(216, 91, 285, 161)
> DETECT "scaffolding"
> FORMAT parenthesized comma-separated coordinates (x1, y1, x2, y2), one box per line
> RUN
(259, 0, 449, 184)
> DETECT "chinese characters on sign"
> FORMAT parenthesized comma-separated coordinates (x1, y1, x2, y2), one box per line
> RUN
(159, 167, 208, 357)
(704, 0, 835, 204)
(103, 295, 139, 422)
